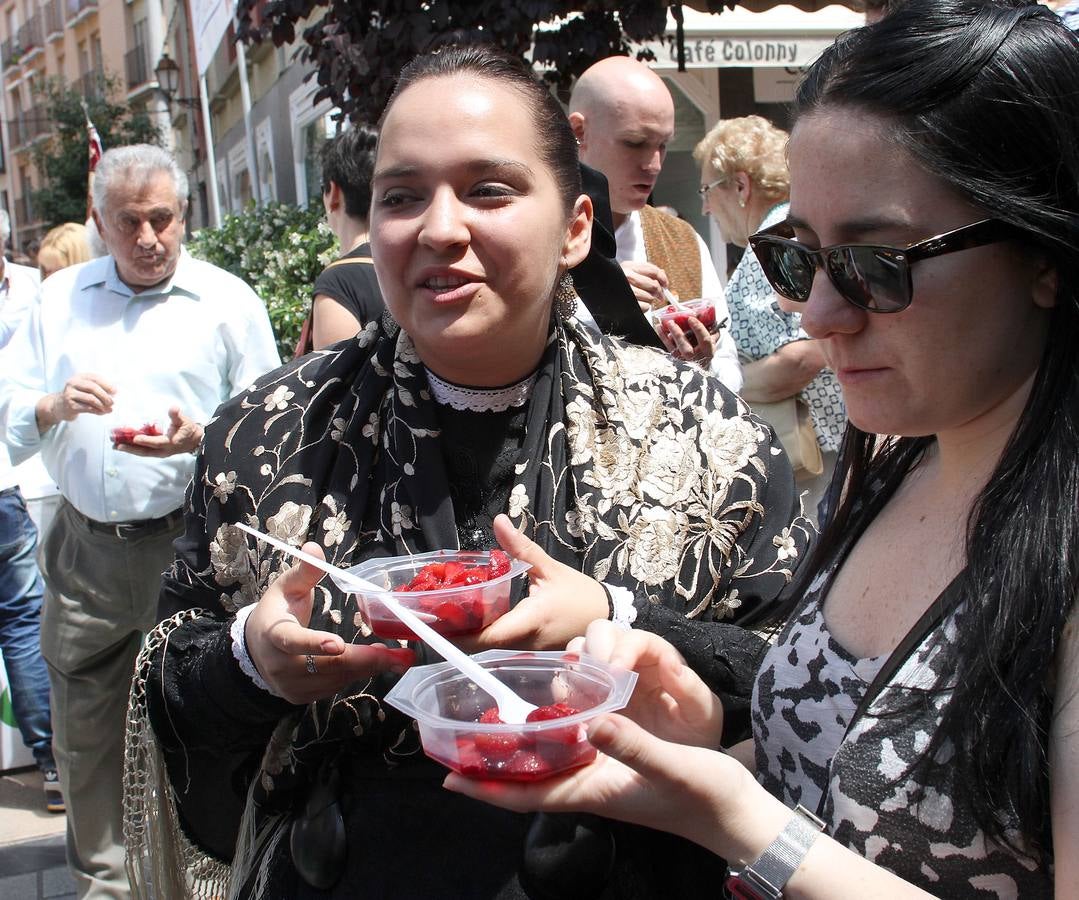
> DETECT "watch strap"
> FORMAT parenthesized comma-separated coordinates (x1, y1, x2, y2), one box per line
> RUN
(724, 805, 825, 900)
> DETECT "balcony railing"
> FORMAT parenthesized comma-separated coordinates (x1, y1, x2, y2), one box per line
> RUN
(7, 114, 51, 148)
(16, 14, 43, 60)
(73, 69, 104, 101)
(45, 0, 65, 40)
(65, 0, 97, 26)
(125, 44, 150, 90)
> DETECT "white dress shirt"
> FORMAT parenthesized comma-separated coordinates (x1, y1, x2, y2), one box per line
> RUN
(0, 249, 281, 522)
(614, 210, 743, 393)
(0, 259, 56, 497)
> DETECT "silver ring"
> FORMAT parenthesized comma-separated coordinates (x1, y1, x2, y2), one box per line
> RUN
(305, 654, 318, 675)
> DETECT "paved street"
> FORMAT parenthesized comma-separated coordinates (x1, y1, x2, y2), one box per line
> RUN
(0, 768, 74, 899)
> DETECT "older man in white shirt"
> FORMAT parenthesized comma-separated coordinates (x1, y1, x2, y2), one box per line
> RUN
(0, 144, 280, 899)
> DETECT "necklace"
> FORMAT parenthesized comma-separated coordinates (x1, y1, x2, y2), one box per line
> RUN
(424, 368, 537, 412)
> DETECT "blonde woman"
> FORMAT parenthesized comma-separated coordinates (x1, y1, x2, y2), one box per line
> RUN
(695, 116, 846, 518)
(37, 223, 91, 280)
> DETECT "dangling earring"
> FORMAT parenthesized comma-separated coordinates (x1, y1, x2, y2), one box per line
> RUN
(555, 272, 578, 320)
(738, 196, 746, 209)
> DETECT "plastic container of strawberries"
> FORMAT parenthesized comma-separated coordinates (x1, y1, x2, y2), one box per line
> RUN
(654, 297, 719, 334)
(385, 650, 638, 782)
(344, 550, 530, 640)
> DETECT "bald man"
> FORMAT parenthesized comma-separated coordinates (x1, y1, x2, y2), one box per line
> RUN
(570, 56, 741, 392)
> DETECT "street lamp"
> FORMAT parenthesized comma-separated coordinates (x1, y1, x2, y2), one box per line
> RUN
(154, 52, 180, 97)
(155, 52, 201, 110)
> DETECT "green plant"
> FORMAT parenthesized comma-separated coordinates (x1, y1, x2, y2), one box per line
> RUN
(187, 201, 338, 361)
(31, 74, 163, 228)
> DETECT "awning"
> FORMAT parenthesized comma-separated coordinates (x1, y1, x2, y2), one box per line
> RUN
(637, 4, 864, 69)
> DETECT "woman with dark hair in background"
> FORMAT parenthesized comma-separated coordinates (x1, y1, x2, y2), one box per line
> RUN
(300, 125, 384, 353)
(451, 2, 1079, 896)
(124, 45, 807, 899)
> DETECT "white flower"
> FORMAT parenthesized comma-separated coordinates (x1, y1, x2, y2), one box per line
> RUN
(356, 321, 379, 348)
(397, 335, 420, 364)
(583, 428, 640, 499)
(508, 484, 530, 518)
(699, 411, 760, 485)
(211, 470, 237, 501)
(391, 502, 414, 535)
(639, 432, 700, 505)
(362, 412, 380, 444)
(626, 506, 688, 584)
(266, 501, 313, 545)
(322, 510, 350, 547)
(209, 524, 255, 587)
(774, 528, 798, 561)
(264, 385, 294, 412)
(330, 417, 347, 441)
(564, 396, 597, 465)
(566, 504, 597, 539)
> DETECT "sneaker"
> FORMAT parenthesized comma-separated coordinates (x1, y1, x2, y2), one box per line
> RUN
(43, 768, 65, 814)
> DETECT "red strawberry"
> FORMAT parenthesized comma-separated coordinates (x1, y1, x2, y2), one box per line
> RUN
(139, 423, 162, 436)
(442, 561, 466, 583)
(433, 602, 471, 632)
(528, 703, 581, 749)
(525, 703, 579, 723)
(479, 707, 503, 724)
(453, 738, 487, 777)
(417, 562, 446, 584)
(504, 750, 553, 781)
(473, 730, 523, 759)
(488, 550, 511, 579)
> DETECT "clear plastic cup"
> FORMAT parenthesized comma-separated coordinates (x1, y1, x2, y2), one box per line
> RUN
(654, 297, 720, 340)
(344, 550, 530, 639)
(385, 650, 638, 782)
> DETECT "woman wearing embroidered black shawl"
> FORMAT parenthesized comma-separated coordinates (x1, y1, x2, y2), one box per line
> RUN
(124, 47, 807, 899)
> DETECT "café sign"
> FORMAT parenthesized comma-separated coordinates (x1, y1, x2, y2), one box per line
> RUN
(639, 34, 836, 68)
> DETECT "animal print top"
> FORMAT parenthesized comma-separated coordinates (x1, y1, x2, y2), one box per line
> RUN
(752, 544, 1051, 897)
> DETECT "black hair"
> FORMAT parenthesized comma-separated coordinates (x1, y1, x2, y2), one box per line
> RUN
(319, 124, 379, 221)
(785, 0, 1079, 861)
(379, 45, 581, 214)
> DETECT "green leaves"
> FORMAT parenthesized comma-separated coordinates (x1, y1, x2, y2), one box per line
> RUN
(187, 201, 338, 362)
(30, 74, 164, 229)
(236, 0, 679, 124)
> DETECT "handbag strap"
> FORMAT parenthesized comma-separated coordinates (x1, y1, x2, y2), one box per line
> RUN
(322, 255, 373, 270)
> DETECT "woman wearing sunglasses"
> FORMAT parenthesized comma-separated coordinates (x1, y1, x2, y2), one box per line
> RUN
(449, 2, 1079, 896)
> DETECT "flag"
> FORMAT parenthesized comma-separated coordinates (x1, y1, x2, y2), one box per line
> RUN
(88, 119, 103, 172)
(82, 101, 103, 220)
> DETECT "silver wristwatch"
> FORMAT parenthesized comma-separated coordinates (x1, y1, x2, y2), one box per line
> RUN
(724, 805, 826, 900)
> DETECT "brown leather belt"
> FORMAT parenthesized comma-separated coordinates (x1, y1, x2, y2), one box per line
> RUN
(76, 507, 184, 541)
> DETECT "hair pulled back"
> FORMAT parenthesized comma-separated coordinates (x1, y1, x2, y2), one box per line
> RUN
(787, 0, 1079, 861)
(320, 124, 379, 221)
(379, 45, 581, 214)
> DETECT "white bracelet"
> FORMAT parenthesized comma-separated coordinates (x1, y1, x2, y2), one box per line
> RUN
(603, 583, 638, 630)
(230, 604, 283, 698)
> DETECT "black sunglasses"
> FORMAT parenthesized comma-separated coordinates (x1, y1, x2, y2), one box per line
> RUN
(747, 218, 1028, 313)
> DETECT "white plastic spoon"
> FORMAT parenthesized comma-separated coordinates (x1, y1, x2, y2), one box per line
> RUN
(236, 523, 538, 723)
(662, 287, 690, 310)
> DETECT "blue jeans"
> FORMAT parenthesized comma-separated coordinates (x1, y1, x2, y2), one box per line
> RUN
(0, 486, 54, 771)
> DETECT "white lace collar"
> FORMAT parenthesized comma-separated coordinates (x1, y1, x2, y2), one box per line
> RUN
(424, 367, 537, 412)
